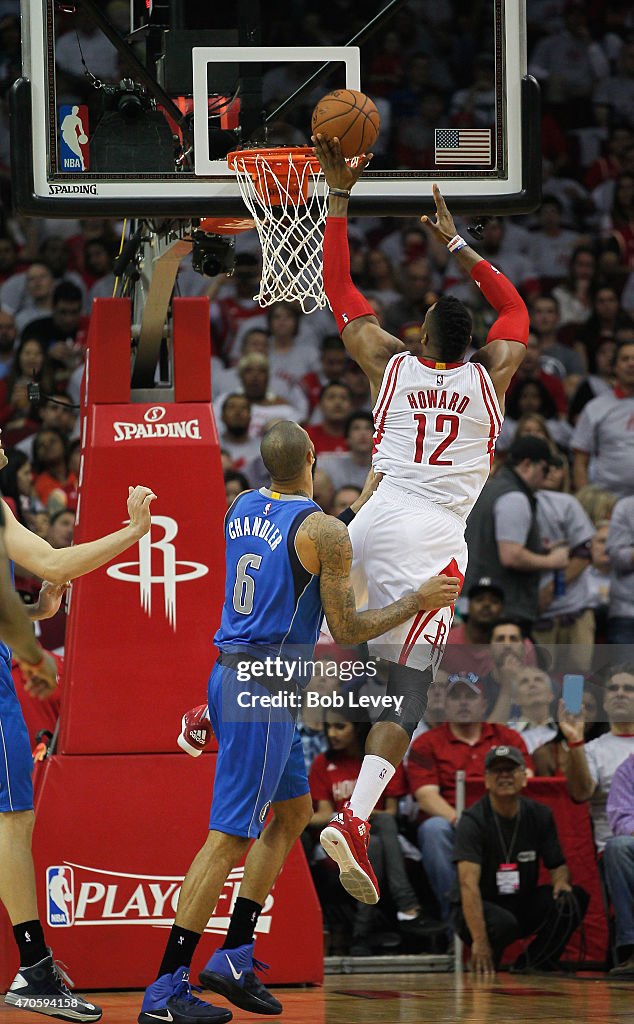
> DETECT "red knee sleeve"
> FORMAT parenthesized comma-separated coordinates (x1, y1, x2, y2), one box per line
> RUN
(323, 217, 376, 334)
(470, 260, 530, 346)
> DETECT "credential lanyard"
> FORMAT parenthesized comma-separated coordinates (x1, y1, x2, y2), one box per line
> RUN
(491, 800, 521, 863)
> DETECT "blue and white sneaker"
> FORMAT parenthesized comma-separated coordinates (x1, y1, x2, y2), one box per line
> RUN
(5, 954, 101, 1022)
(199, 944, 282, 1016)
(138, 967, 232, 1023)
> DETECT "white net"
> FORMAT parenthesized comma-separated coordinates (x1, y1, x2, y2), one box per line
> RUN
(229, 149, 328, 314)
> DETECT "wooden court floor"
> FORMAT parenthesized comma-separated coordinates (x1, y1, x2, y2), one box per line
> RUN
(2, 972, 634, 1024)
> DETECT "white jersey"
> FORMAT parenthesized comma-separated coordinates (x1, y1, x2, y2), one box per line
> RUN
(372, 353, 503, 520)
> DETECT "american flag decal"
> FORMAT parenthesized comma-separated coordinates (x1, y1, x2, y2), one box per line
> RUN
(435, 128, 492, 166)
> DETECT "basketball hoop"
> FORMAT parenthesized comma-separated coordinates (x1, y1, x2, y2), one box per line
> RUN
(228, 147, 328, 314)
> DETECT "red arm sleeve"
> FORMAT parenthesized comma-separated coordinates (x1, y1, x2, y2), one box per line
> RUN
(323, 217, 377, 334)
(470, 260, 530, 346)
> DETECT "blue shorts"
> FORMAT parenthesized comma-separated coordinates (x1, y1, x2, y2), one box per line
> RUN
(0, 655, 34, 812)
(207, 657, 309, 839)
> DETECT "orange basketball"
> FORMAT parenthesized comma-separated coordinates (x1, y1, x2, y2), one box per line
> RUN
(311, 89, 380, 158)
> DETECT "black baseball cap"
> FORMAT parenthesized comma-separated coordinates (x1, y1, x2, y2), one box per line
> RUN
(468, 576, 505, 602)
(484, 745, 526, 770)
(509, 435, 557, 466)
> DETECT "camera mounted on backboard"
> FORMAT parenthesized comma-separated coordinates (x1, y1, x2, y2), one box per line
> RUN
(191, 230, 235, 278)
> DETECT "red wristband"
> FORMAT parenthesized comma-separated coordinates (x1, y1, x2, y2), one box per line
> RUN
(470, 260, 529, 346)
(568, 739, 585, 748)
(323, 217, 376, 334)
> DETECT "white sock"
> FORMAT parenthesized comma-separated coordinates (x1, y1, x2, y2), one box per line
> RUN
(348, 755, 396, 821)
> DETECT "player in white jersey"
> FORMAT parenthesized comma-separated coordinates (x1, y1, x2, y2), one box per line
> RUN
(312, 133, 531, 904)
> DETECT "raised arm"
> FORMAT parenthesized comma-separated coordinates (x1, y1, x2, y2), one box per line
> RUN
(421, 185, 529, 406)
(2, 485, 156, 584)
(312, 134, 404, 398)
(296, 511, 460, 645)
(0, 510, 57, 687)
(558, 699, 597, 802)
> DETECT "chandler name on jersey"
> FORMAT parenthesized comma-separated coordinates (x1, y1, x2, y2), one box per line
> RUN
(215, 488, 323, 656)
(372, 353, 503, 519)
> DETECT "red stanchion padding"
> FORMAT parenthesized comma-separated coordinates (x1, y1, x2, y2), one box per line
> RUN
(60, 296, 225, 754)
(83, 299, 132, 405)
(173, 298, 212, 403)
(60, 400, 225, 754)
(3, 753, 323, 992)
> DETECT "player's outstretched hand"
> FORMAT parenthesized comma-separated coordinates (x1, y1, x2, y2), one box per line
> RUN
(312, 133, 373, 192)
(421, 184, 458, 245)
(416, 574, 461, 611)
(34, 580, 70, 620)
(127, 485, 157, 538)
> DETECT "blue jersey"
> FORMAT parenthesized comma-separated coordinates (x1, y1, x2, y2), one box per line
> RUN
(214, 488, 323, 656)
(0, 560, 15, 667)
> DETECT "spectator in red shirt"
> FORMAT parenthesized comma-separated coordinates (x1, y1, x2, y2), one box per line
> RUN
(302, 335, 349, 419)
(209, 253, 262, 364)
(407, 673, 531, 921)
(0, 337, 54, 447)
(32, 427, 78, 512)
(310, 710, 435, 952)
(307, 382, 353, 455)
(585, 126, 633, 191)
(506, 333, 568, 416)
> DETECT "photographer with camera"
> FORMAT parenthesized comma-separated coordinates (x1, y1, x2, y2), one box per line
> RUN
(453, 745, 589, 976)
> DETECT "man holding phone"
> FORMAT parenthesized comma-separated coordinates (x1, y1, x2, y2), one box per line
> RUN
(559, 663, 634, 973)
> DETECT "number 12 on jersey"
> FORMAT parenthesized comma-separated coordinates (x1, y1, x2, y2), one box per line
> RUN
(413, 413, 459, 465)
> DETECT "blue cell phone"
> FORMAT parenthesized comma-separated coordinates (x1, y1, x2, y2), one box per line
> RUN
(562, 674, 584, 716)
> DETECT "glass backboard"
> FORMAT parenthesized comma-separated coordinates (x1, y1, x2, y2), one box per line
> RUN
(12, 0, 540, 218)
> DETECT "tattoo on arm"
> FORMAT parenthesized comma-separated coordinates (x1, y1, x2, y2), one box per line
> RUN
(304, 514, 419, 644)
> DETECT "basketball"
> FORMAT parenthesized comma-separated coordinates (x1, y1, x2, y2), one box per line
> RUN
(311, 89, 380, 158)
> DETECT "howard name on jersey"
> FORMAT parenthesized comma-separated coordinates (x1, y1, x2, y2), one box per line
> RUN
(372, 353, 503, 520)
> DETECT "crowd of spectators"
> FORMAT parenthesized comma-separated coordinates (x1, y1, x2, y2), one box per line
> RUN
(0, 0, 633, 975)
(299, 653, 634, 973)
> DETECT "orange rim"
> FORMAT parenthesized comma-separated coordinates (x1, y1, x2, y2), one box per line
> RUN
(227, 146, 322, 176)
(228, 146, 323, 207)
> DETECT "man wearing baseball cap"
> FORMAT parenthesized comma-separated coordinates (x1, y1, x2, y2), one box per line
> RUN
(464, 435, 569, 628)
(453, 744, 588, 976)
(442, 578, 505, 679)
(408, 674, 531, 922)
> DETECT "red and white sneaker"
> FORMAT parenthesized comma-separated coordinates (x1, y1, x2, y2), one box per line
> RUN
(320, 803, 380, 904)
(177, 704, 213, 758)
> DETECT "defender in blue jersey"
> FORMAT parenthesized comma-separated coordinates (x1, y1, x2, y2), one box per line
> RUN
(0, 459, 155, 1022)
(140, 421, 460, 1023)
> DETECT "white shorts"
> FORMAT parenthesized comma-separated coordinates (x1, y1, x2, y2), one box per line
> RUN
(347, 481, 467, 672)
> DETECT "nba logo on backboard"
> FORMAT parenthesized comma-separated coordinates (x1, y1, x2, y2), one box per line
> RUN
(59, 106, 89, 172)
(46, 866, 75, 926)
